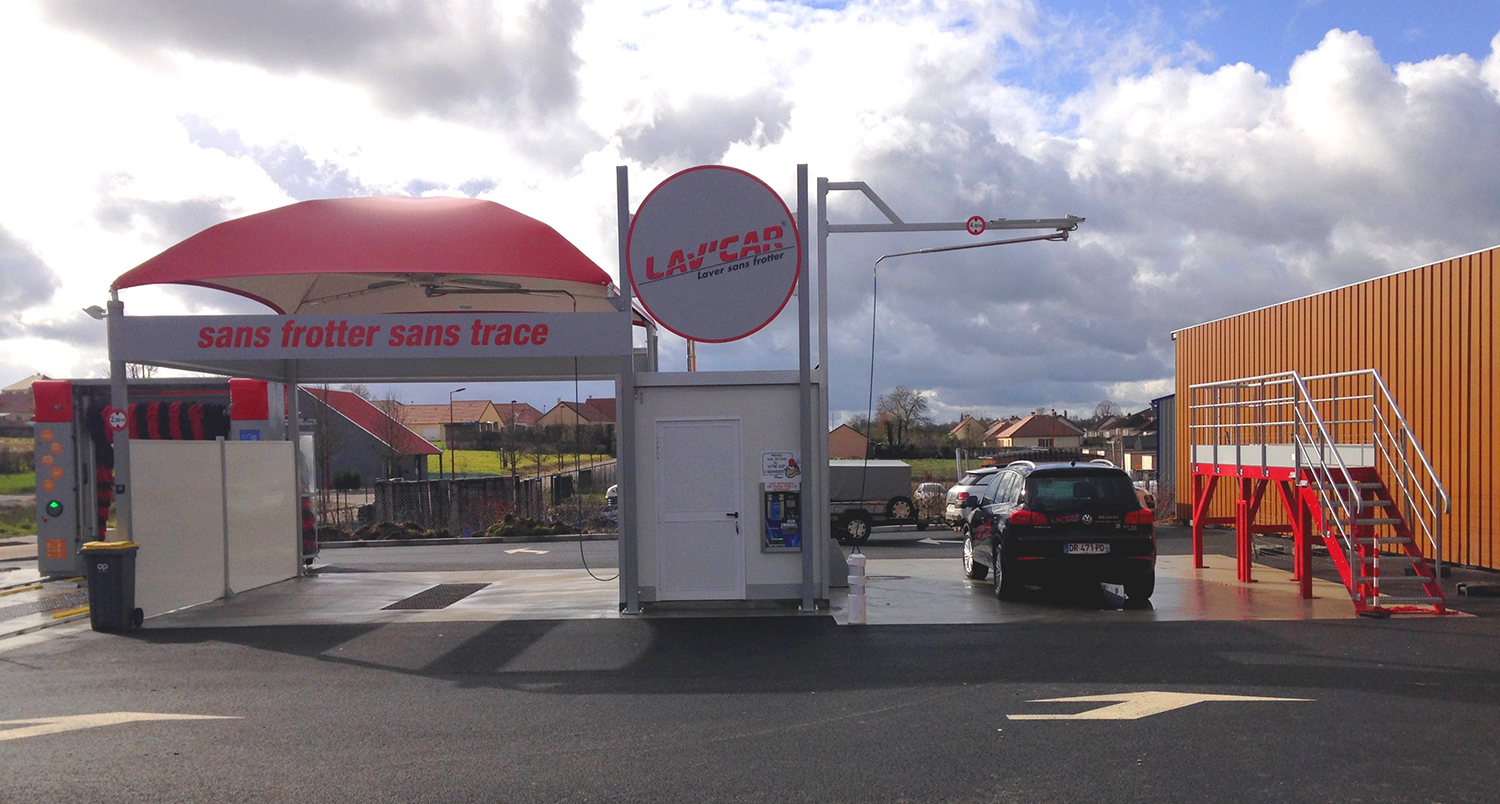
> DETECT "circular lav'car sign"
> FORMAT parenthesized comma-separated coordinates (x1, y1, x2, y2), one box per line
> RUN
(627, 166, 801, 343)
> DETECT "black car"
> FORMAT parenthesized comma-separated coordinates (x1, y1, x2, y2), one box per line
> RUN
(959, 460, 1155, 601)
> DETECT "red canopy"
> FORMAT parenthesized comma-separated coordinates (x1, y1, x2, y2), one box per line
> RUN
(113, 196, 623, 316)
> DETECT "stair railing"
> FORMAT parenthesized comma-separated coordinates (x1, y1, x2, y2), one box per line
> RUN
(1283, 373, 1368, 598)
(1189, 371, 1364, 549)
(1191, 369, 1448, 605)
(1295, 370, 1448, 599)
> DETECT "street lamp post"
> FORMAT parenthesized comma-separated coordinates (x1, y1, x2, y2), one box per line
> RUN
(449, 387, 466, 481)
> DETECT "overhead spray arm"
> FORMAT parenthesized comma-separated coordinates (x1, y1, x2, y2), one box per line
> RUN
(874, 230, 1069, 266)
(823, 181, 1083, 235)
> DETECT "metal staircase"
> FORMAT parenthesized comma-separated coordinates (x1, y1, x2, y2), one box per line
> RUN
(1188, 370, 1450, 615)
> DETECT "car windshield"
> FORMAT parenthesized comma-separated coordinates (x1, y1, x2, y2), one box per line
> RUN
(1026, 471, 1137, 511)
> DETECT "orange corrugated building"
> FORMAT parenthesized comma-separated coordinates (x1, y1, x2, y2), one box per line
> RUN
(1172, 245, 1498, 570)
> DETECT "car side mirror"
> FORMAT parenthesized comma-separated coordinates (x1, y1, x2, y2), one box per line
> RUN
(962, 496, 981, 509)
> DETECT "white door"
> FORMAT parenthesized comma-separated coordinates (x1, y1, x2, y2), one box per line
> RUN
(656, 418, 744, 600)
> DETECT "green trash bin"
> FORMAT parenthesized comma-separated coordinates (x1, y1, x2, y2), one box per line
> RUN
(81, 541, 143, 631)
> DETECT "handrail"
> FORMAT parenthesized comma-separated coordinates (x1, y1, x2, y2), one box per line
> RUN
(1368, 371, 1449, 513)
(1286, 374, 1363, 587)
(1188, 369, 1447, 605)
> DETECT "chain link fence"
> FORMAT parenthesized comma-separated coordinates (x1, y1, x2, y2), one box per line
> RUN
(312, 461, 618, 542)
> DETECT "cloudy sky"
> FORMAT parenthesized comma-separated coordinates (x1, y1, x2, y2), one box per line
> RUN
(3, 0, 1499, 424)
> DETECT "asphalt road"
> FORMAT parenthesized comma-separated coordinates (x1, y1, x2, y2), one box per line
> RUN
(4, 610, 1500, 802)
(6, 528, 1499, 802)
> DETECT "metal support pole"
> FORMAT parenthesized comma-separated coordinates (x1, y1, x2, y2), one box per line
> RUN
(1191, 474, 1215, 569)
(816, 175, 832, 600)
(797, 164, 814, 611)
(285, 360, 304, 574)
(616, 166, 641, 615)
(1236, 478, 1261, 584)
(106, 293, 132, 542)
(1297, 486, 1314, 600)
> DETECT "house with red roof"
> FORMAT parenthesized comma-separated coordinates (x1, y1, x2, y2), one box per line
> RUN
(536, 396, 616, 429)
(493, 401, 543, 428)
(983, 413, 1084, 449)
(381, 399, 503, 444)
(302, 388, 439, 485)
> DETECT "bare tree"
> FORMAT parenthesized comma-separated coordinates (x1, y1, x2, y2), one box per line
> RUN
(370, 391, 407, 480)
(1093, 400, 1122, 421)
(845, 414, 874, 437)
(126, 363, 158, 379)
(877, 386, 932, 447)
(341, 383, 372, 400)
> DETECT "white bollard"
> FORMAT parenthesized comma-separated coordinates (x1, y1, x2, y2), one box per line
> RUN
(847, 552, 867, 625)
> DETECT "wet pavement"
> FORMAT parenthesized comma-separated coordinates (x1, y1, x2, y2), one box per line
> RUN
(139, 544, 1369, 631)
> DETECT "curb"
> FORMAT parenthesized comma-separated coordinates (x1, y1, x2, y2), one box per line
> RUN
(320, 532, 619, 549)
(0, 610, 91, 641)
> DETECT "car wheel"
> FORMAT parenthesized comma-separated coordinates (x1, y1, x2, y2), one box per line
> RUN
(993, 539, 1019, 601)
(887, 497, 913, 521)
(841, 511, 873, 545)
(1124, 569, 1155, 601)
(962, 530, 988, 580)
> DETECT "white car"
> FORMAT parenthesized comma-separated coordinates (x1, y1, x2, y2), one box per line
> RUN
(944, 467, 1001, 525)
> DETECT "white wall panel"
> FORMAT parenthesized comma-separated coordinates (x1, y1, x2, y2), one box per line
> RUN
(131, 441, 225, 616)
(225, 441, 298, 594)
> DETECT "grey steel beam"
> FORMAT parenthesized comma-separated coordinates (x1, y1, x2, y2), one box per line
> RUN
(797, 165, 814, 611)
(106, 293, 132, 542)
(828, 217, 1083, 234)
(617, 166, 641, 615)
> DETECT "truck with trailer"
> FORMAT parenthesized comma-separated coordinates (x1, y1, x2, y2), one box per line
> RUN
(828, 459, 929, 544)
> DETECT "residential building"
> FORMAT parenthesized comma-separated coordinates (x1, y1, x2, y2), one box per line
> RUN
(390, 399, 503, 443)
(947, 414, 991, 447)
(493, 401, 542, 429)
(302, 388, 439, 485)
(984, 414, 1084, 449)
(828, 424, 869, 459)
(0, 374, 48, 438)
(537, 397, 616, 429)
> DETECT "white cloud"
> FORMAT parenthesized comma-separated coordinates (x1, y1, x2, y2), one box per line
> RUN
(0, 1, 1498, 415)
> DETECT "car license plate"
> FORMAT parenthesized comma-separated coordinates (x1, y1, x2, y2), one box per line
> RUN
(1064, 542, 1110, 555)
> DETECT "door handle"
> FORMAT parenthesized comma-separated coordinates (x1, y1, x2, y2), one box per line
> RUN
(725, 512, 739, 518)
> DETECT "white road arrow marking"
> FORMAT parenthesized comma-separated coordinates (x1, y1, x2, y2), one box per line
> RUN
(918, 538, 962, 545)
(505, 547, 548, 555)
(1006, 691, 1311, 721)
(0, 712, 239, 742)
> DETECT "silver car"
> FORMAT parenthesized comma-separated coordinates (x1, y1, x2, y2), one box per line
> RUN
(944, 467, 1001, 525)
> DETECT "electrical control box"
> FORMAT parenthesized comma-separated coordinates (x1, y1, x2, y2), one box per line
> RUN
(761, 484, 801, 552)
(32, 380, 84, 576)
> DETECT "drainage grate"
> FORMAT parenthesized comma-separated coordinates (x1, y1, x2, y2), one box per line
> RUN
(0, 589, 90, 622)
(382, 583, 489, 611)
